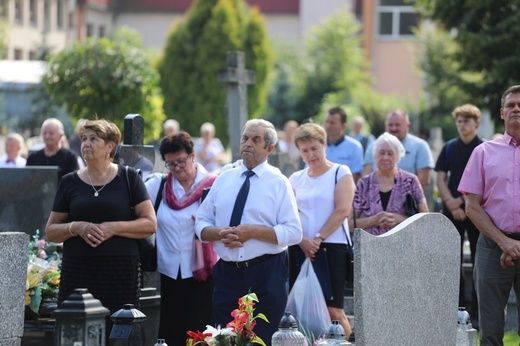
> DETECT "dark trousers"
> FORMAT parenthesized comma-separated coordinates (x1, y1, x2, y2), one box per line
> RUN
(212, 252, 289, 346)
(444, 208, 479, 315)
(474, 234, 520, 345)
(159, 272, 214, 346)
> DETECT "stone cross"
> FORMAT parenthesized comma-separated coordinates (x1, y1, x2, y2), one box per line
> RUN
(218, 51, 255, 162)
(114, 114, 155, 178)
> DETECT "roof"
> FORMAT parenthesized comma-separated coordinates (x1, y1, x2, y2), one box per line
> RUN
(111, 0, 299, 14)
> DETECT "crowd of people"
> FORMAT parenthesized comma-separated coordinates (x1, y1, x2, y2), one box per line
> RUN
(4, 85, 520, 345)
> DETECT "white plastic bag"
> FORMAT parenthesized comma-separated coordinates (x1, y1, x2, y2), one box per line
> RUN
(285, 258, 331, 338)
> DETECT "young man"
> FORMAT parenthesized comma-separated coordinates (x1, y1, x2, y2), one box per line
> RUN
(324, 107, 364, 182)
(459, 85, 520, 345)
(435, 104, 483, 324)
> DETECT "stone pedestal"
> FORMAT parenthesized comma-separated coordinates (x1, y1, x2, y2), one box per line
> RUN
(0, 232, 29, 346)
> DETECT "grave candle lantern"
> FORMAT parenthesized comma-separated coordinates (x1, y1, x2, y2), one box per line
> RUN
(53, 288, 110, 346)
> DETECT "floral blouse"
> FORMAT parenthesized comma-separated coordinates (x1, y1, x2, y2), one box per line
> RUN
(353, 169, 426, 235)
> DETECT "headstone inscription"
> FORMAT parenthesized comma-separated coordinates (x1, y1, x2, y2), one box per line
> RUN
(218, 51, 255, 162)
(354, 213, 460, 345)
(0, 167, 58, 236)
(0, 232, 29, 346)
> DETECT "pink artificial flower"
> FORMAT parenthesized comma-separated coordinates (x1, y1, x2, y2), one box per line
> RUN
(38, 250, 47, 259)
(34, 239, 46, 249)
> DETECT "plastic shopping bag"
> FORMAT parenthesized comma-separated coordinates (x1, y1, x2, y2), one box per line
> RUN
(285, 258, 331, 339)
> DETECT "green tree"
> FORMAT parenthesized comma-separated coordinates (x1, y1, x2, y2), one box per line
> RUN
(158, 0, 271, 145)
(294, 10, 369, 121)
(43, 27, 165, 142)
(412, 0, 519, 121)
(414, 24, 482, 140)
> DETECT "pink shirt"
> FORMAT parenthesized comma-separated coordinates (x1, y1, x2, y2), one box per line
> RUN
(458, 132, 520, 233)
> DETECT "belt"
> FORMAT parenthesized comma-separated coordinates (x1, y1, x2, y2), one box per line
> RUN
(223, 253, 277, 268)
(504, 232, 520, 241)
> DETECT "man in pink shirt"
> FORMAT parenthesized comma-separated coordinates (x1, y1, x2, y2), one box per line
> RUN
(459, 85, 520, 345)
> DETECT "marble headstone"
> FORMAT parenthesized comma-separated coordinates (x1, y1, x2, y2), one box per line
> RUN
(0, 232, 29, 346)
(0, 167, 58, 236)
(354, 213, 460, 346)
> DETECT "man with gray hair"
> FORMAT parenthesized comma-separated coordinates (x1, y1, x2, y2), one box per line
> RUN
(0, 132, 26, 167)
(163, 119, 180, 137)
(26, 118, 79, 180)
(196, 119, 302, 345)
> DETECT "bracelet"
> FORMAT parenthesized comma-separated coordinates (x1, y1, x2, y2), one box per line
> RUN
(69, 222, 76, 237)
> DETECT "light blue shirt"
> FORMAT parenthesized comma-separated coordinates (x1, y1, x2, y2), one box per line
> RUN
(364, 133, 434, 173)
(325, 135, 364, 174)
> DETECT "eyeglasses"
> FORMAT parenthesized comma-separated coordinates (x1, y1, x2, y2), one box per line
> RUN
(165, 156, 190, 170)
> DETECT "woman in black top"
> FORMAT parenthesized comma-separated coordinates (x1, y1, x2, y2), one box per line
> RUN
(45, 119, 157, 316)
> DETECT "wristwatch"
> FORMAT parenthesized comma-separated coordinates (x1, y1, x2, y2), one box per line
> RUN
(315, 233, 325, 241)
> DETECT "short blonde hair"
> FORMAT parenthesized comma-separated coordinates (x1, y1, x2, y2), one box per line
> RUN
(294, 123, 326, 149)
(452, 104, 481, 121)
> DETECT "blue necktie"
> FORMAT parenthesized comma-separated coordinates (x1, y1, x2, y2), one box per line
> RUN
(229, 170, 255, 226)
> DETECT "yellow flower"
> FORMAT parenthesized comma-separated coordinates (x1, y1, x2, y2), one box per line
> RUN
(24, 291, 31, 306)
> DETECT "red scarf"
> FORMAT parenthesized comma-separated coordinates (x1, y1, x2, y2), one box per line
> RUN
(164, 172, 217, 210)
(163, 170, 218, 282)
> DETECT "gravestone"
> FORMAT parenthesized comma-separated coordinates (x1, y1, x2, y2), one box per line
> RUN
(113, 113, 160, 346)
(0, 232, 30, 346)
(218, 51, 255, 162)
(354, 213, 460, 345)
(0, 167, 58, 236)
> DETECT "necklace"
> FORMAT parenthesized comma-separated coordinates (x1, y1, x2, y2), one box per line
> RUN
(85, 165, 113, 197)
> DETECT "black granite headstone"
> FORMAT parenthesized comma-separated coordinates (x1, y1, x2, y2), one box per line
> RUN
(0, 167, 58, 236)
(114, 114, 155, 173)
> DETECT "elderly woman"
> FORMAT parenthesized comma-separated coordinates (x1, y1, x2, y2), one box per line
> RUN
(288, 123, 355, 339)
(194, 122, 225, 173)
(145, 132, 217, 346)
(349, 132, 428, 235)
(45, 119, 157, 326)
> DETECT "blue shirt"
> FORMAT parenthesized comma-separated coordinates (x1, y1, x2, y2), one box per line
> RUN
(326, 135, 364, 174)
(364, 133, 434, 173)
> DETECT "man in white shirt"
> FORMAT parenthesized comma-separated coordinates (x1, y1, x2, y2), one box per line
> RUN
(196, 119, 302, 345)
(0, 132, 26, 167)
(362, 109, 434, 188)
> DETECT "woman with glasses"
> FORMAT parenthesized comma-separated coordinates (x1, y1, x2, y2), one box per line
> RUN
(145, 132, 218, 345)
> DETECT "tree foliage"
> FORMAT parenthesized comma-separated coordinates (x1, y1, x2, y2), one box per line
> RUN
(294, 10, 369, 122)
(266, 10, 371, 126)
(43, 27, 165, 142)
(412, 0, 520, 121)
(158, 0, 271, 145)
(414, 24, 482, 140)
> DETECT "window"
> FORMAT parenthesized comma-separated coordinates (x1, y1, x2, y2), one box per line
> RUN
(86, 23, 93, 37)
(30, 0, 37, 26)
(29, 50, 37, 60)
(57, 0, 63, 29)
(15, 0, 23, 25)
(43, 0, 50, 30)
(377, 0, 420, 39)
(14, 48, 23, 60)
(99, 25, 105, 38)
(0, 0, 8, 18)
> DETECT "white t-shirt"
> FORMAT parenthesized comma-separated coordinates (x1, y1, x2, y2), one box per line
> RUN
(289, 164, 352, 244)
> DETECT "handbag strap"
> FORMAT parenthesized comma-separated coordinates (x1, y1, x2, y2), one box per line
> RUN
(334, 165, 352, 248)
(124, 166, 142, 216)
(154, 174, 166, 214)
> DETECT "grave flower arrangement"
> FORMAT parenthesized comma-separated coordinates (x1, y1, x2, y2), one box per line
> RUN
(186, 292, 269, 346)
(25, 230, 61, 316)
